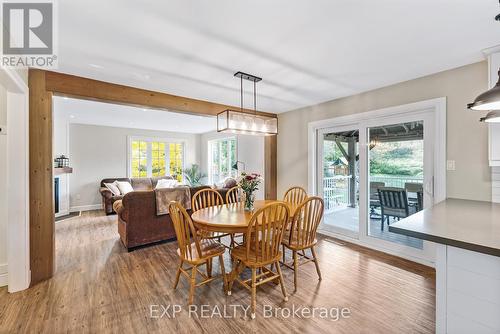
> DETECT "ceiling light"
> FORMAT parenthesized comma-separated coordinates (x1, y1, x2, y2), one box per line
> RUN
(496, 0, 500, 21)
(480, 111, 500, 123)
(467, 68, 500, 112)
(217, 71, 277, 136)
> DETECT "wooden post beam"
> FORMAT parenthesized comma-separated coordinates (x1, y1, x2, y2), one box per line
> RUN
(29, 69, 55, 284)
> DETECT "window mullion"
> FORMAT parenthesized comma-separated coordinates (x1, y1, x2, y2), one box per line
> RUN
(147, 142, 152, 177)
(165, 142, 171, 177)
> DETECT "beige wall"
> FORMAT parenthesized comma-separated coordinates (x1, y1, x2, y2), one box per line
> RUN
(278, 61, 491, 201)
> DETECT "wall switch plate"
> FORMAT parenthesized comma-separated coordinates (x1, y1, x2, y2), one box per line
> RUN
(0, 124, 6, 135)
(446, 160, 456, 171)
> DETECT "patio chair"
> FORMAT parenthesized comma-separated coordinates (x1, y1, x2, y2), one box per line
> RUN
(416, 190, 423, 212)
(405, 182, 423, 213)
(377, 187, 409, 231)
(369, 181, 385, 218)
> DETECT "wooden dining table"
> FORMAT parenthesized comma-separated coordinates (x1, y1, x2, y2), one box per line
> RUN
(191, 200, 299, 235)
(191, 199, 299, 290)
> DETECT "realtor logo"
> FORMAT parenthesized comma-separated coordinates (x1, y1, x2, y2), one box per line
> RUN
(1, 0, 57, 68)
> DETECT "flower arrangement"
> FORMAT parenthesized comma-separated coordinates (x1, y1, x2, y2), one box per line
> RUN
(237, 172, 263, 211)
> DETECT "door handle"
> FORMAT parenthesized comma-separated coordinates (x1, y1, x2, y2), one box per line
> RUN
(425, 176, 434, 197)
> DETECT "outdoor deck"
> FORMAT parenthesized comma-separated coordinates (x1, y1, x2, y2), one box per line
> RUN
(320, 207, 423, 249)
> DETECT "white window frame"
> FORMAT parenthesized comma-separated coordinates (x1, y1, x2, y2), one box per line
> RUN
(127, 136, 186, 179)
(308, 97, 446, 267)
(208, 136, 237, 185)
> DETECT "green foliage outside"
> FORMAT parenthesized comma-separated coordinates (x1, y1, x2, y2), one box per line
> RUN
(369, 141, 423, 176)
(323, 139, 423, 177)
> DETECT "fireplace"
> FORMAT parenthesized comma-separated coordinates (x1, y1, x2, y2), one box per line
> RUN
(54, 177, 59, 214)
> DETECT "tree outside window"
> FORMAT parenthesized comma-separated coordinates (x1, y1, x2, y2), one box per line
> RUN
(130, 139, 184, 181)
(209, 138, 237, 184)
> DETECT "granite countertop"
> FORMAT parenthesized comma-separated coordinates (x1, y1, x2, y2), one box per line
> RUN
(389, 198, 500, 257)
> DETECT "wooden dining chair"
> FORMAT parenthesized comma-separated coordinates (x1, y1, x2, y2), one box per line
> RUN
(192, 188, 233, 251)
(168, 201, 228, 304)
(281, 197, 324, 292)
(228, 202, 290, 319)
(192, 188, 224, 212)
(225, 186, 244, 247)
(225, 186, 242, 204)
(283, 186, 308, 206)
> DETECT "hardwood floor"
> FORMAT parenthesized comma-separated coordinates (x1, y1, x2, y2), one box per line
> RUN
(0, 210, 435, 333)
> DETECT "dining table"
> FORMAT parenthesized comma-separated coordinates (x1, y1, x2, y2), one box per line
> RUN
(191, 200, 299, 289)
(191, 200, 299, 235)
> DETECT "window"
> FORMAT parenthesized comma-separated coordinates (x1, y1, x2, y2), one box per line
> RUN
(208, 137, 237, 184)
(131, 140, 148, 177)
(129, 138, 184, 181)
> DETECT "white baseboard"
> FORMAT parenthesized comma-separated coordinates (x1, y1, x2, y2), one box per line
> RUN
(69, 204, 101, 212)
(55, 210, 69, 218)
(0, 263, 8, 287)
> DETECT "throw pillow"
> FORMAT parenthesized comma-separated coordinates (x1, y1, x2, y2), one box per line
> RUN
(224, 177, 237, 189)
(104, 182, 121, 196)
(155, 179, 179, 189)
(116, 181, 134, 195)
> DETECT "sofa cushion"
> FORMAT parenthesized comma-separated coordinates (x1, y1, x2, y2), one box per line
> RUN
(116, 181, 134, 195)
(100, 177, 130, 188)
(131, 178, 153, 191)
(155, 179, 179, 189)
(224, 177, 237, 189)
(151, 175, 174, 188)
(104, 181, 121, 196)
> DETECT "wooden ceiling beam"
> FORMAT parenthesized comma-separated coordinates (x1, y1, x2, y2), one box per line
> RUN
(44, 70, 277, 118)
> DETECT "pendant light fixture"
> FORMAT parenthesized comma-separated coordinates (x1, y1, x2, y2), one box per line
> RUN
(468, 1, 500, 121)
(468, 68, 500, 114)
(480, 110, 500, 123)
(217, 71, 278, 136)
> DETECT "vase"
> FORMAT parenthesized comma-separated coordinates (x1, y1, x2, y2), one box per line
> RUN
(244, 191, 255, 211)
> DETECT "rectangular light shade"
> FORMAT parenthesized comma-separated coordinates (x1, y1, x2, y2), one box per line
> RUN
(217, 109, 278, 136)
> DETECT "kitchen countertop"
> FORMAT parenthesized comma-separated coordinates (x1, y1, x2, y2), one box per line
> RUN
(389, 198, 500, 257)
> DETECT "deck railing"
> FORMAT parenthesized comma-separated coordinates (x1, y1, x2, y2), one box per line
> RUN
(322, 175, 423, 211)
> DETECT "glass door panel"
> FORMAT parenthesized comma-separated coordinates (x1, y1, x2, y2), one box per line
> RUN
(318, 128, 359, 238)
(367, 121, 424, 249)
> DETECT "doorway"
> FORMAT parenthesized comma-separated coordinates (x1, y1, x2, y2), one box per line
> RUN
(310, 98, 446, 264)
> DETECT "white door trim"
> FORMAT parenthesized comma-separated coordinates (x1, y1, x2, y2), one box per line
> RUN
(308, 97, 447, 266)
(0, 68, 30, 292)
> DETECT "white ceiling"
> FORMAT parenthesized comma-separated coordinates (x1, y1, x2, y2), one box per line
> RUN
(57, 0, 500, 113)
(53, 96, 216, 134)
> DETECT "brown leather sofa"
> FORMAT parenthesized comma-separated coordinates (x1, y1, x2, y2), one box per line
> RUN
(113, 185, 212, 250)
(99, 176, 174, 215)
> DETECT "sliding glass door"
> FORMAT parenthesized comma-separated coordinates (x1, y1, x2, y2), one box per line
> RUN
(317, 125, 360, 239)
(367, 120, 425, 249)
(316, 110, 436, 261)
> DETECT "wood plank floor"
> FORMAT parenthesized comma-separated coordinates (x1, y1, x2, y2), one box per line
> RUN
(0, 210, 435, 333)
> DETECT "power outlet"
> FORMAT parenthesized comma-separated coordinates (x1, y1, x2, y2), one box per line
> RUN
(446, 160, 456, 171)
(0, 124, 6, 135)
